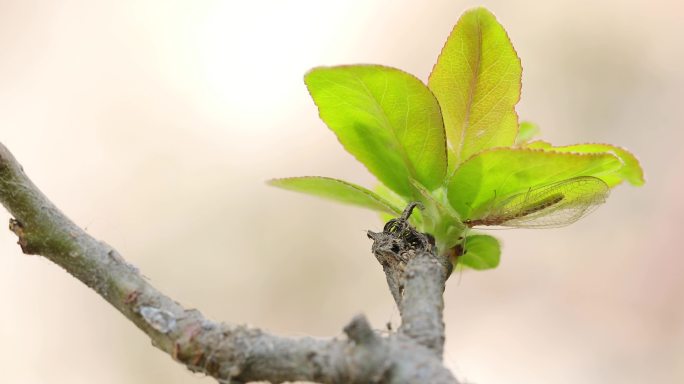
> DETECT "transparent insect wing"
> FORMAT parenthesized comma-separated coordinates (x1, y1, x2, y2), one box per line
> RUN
(490, 176, 610, 228)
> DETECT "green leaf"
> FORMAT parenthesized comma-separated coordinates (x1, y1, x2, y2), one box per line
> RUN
(447, 148, 623, 218)
(515, 121, 540, 144)
(525, 141, 645, 187)
(374, 183, 408, 223)
(458, 234, 501, 270)
(428, 7, 522, 169)
(268, 177, 402, 215)
(304, 65, 447, 198)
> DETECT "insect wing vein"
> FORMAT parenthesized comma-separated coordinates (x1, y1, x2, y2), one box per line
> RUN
(480, 176, 610, 228)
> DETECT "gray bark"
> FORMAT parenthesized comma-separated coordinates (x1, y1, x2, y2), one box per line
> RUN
(0, 143, 458, 383)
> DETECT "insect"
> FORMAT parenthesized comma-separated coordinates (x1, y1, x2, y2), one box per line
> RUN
(463, 176, 610, 228)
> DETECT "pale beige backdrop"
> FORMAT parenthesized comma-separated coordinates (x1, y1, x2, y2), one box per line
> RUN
(0, 1, 681, 383)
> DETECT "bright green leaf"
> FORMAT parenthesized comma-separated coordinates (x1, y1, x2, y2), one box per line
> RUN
(305, 65, 447, 198)
(526, 141, 645, 187)
(447, 148, 623, 219)
(428, 7, 522, 169)
(458, 234, 501, 270)
(515, 121, 540, 144)
(374, 183, 409, 223)
(268, 177, 402, 215)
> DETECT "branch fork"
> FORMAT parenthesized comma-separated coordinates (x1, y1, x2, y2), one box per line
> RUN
(0, 143, 457, 383)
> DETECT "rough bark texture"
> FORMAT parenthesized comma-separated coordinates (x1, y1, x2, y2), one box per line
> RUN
(0, 142, 457, 384)
(368, 203, 450, 357)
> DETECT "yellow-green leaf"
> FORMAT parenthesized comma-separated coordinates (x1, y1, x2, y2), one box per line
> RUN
(447, 148, 623, 219)
(269, 177, 402, 215)
(374, 183, 409, 223)
(458, 234, 501, 270)
(305, 65, 447, 198)
(429, 7, 522, 169)
(525, 141, 645, 187)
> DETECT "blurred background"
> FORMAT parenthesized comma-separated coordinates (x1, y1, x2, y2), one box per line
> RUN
(0, 1, 681, 383)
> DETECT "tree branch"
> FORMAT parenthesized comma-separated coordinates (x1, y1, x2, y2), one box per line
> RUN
(0, 143, 458, 384)
(367, 203, 451, 357)
(398, 250, 449, 357)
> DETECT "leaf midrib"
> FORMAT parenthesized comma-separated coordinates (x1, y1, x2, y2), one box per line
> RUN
(458, 13, 483, 166)
(350, 68, 420, 194)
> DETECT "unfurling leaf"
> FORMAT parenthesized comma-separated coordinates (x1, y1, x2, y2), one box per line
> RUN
(429, 7, 522, 169)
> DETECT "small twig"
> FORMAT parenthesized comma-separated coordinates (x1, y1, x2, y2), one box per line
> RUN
(398, 250, 449, 357)
(368, 202, 450, 357)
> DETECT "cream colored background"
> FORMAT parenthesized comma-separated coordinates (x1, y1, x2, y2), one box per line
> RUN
(0, 1, 681, 383)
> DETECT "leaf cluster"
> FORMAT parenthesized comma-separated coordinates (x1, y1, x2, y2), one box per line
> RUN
(270, 7, 644, 270)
